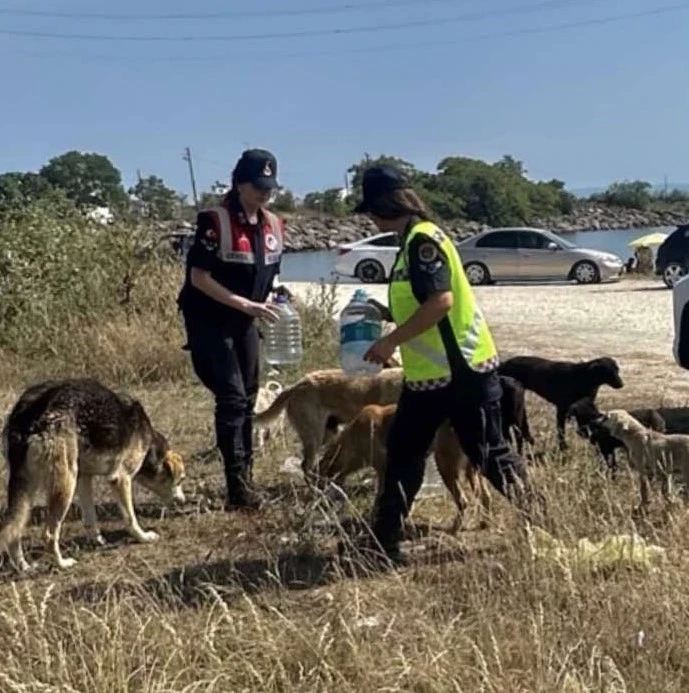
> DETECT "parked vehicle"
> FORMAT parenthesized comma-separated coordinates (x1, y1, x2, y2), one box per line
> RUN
(654, 224, 689, 288)
(334, 231, 399, 283)
(456, 227, 624, 286)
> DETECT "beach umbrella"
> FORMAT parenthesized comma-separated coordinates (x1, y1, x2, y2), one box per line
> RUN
(628, 231, 668, 248)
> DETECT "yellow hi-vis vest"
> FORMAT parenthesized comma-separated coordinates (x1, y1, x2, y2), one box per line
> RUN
(388, 220, 499, 384)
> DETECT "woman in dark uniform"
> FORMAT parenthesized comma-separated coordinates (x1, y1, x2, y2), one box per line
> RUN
(177, 149, 287, 511)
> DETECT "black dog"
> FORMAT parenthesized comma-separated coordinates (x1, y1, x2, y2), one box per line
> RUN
(498, 355, 624, 450)
(566, 397, 666, 470)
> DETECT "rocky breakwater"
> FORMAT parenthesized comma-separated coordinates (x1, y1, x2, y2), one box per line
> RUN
(535, 203, 688, 233)
(282, 214, 482, 252)
(282, 203, 689, 252)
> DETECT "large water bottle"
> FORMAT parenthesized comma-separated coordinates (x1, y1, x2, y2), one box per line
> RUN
(262, 294, 304, 366)
(339, 289, 383, 376)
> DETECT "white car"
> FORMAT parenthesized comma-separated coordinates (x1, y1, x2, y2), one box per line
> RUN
(334, 232, 400, 283)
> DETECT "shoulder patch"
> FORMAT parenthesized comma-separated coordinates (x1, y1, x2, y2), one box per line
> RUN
(418, 242, 439, 263)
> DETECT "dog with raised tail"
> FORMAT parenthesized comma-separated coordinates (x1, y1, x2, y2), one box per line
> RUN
(0, 378, 186, 572)
(597, 408, 689, 514)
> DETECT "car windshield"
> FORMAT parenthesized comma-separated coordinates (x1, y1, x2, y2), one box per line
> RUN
(544, 230, 577, 249)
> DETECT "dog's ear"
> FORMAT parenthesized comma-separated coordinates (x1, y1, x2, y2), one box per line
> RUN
(163, 450, 185, 479)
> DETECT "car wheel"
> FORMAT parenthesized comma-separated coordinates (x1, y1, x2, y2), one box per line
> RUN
(663, 262, 686, 288)
(464, 262, 491, 286)
(571, 260, 600, 285)
(354, 259, 386, 283)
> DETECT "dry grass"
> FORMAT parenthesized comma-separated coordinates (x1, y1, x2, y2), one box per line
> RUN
(2, 268, 689, 691)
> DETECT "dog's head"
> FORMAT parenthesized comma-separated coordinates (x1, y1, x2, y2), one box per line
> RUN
(597, 409, 645, 439)
(566, 397, 605, 440)
(316, 406, 391, 484)
(135, 428, 186, 505)
(588, 357, 624, 390)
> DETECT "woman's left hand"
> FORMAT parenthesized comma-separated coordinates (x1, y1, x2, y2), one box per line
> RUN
(364, 335, 396, 364)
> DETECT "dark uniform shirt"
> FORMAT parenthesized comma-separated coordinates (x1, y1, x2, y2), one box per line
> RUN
(177, 196, 283, 331)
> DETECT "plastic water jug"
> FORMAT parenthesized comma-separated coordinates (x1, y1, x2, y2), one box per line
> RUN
(262, 294, 304, 366)
(339, 289, 383, 376)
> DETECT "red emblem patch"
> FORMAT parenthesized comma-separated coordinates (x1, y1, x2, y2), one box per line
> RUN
(237, 234, 251, 252)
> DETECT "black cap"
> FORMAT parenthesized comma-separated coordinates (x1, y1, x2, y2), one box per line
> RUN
(354, 165, 409, 214)
(232, 148, 279, 191)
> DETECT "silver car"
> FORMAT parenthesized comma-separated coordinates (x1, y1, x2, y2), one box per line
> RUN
(456, 227, 624, 286)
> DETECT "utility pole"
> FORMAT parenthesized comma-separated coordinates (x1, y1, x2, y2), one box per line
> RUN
(136, 168, 143, 185)
(183, 147, 199, 211)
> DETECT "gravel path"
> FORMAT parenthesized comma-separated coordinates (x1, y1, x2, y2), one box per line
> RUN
(287, 278, 689, 406)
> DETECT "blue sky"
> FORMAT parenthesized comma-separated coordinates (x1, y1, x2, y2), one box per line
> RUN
(1, 0, 687, 200)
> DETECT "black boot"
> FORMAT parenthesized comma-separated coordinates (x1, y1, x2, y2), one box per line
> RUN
(224, 467, 263, 512)
(218, 435, 263, 512)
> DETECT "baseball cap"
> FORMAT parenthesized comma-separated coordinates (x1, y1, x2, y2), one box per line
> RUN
(354, 165, 409, 214)
(233, 148, 279, 191)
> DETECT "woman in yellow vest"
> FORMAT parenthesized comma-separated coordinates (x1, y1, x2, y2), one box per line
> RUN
(358, 165, 536, 565)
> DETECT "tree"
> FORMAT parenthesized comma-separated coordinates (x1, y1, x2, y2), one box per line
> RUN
(269, 188, 297, 213)
(129, 174, 185, 220)
(0, 172, 56, 210)
(39, 150, 127, 209)
(303, 188, 349, 216)
(347, 154, 422, 199)
(592, 180, 653, 210)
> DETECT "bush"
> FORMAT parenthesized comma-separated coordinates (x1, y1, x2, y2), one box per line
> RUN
(0, 200, 340, 388)
(591, 180, 654, 210)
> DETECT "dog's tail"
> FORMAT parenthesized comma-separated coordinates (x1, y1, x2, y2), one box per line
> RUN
(0, 419, 77, 558)
(264, 380, 283, 395)
(254, 382, 302, 427)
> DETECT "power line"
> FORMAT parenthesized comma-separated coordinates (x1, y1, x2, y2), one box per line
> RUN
(0, 0, 516, 21)
(0, 0, 615, 42)
(2, 3, 686, 62)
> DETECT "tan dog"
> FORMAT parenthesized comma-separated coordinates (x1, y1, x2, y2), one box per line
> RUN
(317, 403, 491, 533)
(253, 380, 284, 451)
(254, 368, 405, 475)
(599, 408, 689, 513)
(0, 378, 186, 572)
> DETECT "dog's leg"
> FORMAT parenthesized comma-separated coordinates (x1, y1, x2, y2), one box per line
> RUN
(466, 465, 492, 530)
(556, 407, 568, 451)
(634, 473, 652, 518)
(109, 475, 159, 544)
(44, 467, 79, 570)
(8, 540, 31, 573)
(76, 476, 106, 547)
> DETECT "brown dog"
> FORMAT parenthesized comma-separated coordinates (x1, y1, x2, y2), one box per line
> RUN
(316, 403, 491, 533)
(0, 378, 186, 572)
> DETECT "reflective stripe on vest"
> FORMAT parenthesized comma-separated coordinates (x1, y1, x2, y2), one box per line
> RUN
(388, 220, 499, 383)
(204, 206, 283, 265)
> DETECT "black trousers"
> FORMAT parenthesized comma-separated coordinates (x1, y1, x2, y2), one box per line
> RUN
(184, 317, 260, 488)
(372, 370, 530, 546)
